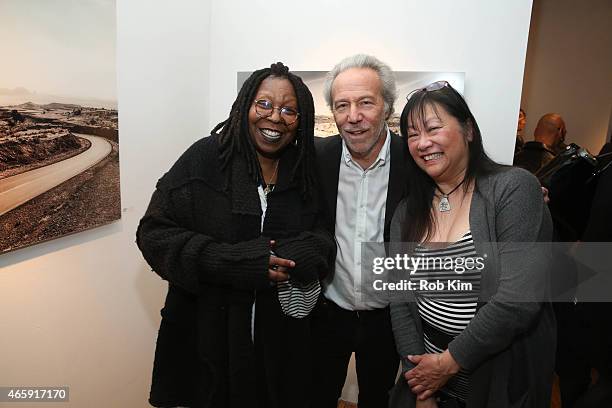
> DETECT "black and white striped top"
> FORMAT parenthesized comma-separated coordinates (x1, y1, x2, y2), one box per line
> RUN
(277, 279, 320, 318)
(258, 185, 320, 319)
(410, 231, 480, 401)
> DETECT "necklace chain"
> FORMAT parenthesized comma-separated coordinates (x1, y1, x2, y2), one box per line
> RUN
(435, 178, 465, 212)
(263, 160, 279, 196)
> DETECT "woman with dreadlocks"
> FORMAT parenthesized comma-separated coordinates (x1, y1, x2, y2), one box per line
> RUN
(137, 62, 335, 408)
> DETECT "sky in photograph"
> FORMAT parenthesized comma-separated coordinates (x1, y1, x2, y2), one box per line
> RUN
(0, 0, 116, 107)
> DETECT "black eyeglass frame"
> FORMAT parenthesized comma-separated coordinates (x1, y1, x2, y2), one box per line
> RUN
(253, 99, 300, 126)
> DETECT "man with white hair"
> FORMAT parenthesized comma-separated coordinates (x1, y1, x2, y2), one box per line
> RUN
(311, 54, 409, 408)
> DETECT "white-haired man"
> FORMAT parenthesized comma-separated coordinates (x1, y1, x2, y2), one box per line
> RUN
(312, 54, 409, 408)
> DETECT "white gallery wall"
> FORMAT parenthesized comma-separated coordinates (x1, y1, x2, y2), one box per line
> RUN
(0, 1, 211, 407)
(208, 0, 533, 165)
(0, 1, 532, 406)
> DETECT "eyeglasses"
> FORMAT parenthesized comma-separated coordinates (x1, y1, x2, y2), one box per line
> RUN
(406, 80, 450, 101)
(253, 99, 300, 125)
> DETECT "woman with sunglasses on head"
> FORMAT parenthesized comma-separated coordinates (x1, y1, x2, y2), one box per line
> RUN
(388, 82, 555, 408)
(137, 63, 335, 408)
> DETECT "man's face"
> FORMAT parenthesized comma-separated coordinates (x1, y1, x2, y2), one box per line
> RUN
(518, 110, 526, 133)
(330, 68, 387, 162)
(558, 123, 567, 144)
(552, 118, 567, 149)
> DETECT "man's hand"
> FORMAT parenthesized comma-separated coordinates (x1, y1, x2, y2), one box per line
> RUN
(541, 186, 550, 204)
(405, 350, 460, 400)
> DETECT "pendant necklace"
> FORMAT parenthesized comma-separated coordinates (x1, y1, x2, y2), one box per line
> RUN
(263, 160, 279, 196)
(436, 178, 465, 212)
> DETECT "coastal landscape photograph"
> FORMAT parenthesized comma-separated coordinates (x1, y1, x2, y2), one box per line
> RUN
(0, 0, 119, 253)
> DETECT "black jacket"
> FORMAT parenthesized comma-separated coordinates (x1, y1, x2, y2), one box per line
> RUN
(513, 141, 556, 174)
(314, 132, 410, 242)
(136, 134, 335, 408)
(313, 132, 409, 287)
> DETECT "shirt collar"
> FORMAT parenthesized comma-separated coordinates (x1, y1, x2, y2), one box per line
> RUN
(341, 126, 391, 169)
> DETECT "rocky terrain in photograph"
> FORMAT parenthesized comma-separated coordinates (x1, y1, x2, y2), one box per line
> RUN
(314, 114, 400, 137)
(0, 102, 118, 178)
(0, 102, 120, 253)
(387, 115, 400, 135)
(0, 139, 120, 253)
(315, 115, 339, 137)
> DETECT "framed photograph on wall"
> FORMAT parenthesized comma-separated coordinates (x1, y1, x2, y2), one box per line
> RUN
(0, 0, 120, 254)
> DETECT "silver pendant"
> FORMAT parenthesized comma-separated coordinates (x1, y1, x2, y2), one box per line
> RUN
(264, 184, 274, 196)
(439, 195, 451, 212)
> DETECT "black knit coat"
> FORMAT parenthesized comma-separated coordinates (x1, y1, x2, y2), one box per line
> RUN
(136, 133, 335, 408)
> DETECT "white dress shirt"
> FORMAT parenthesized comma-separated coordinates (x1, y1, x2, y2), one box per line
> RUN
(324, 128, 391, 311)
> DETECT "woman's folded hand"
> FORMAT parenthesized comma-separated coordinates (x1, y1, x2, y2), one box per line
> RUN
(405, 350, 460, 400)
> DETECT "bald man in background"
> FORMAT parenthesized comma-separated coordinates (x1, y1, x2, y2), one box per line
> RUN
(514, 113, 567, 173)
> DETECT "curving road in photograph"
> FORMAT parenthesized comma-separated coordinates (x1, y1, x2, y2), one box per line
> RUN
(0, 134, 112, 216)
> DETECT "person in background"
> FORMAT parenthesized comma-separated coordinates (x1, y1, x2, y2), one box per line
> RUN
(389, 81, 555, 408)
(599, 141, 612, 156)
(572, 141, 612, 408)
(514, 112, 566, 173)
(514, 108, 526, 155)
(137, 62, 335, 408)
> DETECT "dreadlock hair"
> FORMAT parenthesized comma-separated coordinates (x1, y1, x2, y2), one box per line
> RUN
(211, 62, 316, 198)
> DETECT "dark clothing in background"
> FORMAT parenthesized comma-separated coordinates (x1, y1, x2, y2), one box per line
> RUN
(553, 141, 569, 155)
(514, 134, 525, 155)
(554, 143, 612, 408)
(513, 141, 556, 174)
(599, 142, 612, 156)
(583, 159, 612, 243)
(572, 163, 612, 408)
(581, 163, 612, 375)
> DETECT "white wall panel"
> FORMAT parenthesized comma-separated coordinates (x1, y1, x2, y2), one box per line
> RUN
(0, 1, 211, 406)
(0, 1, 532, 406)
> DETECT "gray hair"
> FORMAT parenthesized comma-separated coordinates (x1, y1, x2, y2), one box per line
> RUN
(323, 54, 397, 118)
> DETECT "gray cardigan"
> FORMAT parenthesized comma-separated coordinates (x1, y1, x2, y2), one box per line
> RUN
(389, 166, 556, 408)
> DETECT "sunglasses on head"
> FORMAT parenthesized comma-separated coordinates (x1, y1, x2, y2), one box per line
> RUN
(406, 80, 450, 101)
